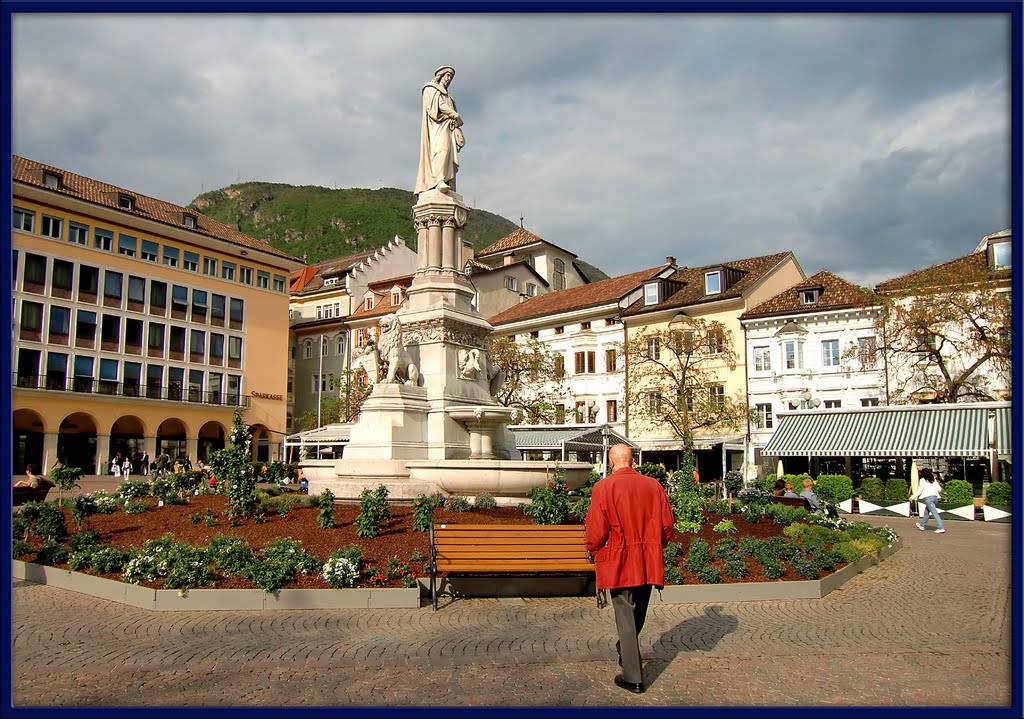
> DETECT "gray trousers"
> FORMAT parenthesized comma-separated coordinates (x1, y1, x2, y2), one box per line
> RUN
(609, 585, 653, 684)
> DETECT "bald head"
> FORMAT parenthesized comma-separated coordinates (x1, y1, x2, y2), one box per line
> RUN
(608, 443, 634, 471)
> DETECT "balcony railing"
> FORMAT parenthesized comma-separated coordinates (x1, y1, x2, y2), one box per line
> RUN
(13, 374, 252, 408)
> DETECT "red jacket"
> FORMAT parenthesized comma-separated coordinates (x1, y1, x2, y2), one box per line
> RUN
(585, 467, 676, 590)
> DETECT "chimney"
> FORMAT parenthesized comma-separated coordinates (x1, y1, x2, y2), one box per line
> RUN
(666, 256, 676, 267)
(503, 252, 515, 266)
(519, 293, 528, 303)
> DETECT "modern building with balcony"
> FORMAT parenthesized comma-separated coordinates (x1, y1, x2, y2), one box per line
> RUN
(12, 156, 304, 474)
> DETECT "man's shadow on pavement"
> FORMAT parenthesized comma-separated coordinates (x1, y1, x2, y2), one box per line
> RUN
(644, 604, 738, 687)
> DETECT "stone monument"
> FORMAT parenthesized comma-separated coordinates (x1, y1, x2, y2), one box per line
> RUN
(304, 67, 591, 502)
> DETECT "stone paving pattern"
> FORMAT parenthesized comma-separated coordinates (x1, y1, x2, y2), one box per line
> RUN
(12, 513, 1012, 707)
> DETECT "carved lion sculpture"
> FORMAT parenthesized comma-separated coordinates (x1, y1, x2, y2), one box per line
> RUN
(377, 314, 420, 385)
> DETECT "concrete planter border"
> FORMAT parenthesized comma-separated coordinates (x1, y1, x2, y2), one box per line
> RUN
(12, 561, 421, 610)
(15, 538, 901, 610)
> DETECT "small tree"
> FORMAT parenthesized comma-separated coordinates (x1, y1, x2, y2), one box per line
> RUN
(49, 466, 84, 508)
(488, 335, 567, 424)
(209, 409, 258, 517)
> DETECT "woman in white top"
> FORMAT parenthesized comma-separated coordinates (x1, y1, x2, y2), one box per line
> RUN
(910, 468, 945, 533)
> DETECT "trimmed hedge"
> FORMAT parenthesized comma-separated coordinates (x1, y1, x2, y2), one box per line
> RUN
(815, 474, 854, 504)
(884, 477, 909, 501)
(857, 477, 885, 501)
(985, 481, 1012, 506)
(941, 479, 975, 505)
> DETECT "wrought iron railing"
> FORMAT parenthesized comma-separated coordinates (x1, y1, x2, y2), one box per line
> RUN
(13, 374, 252, 408)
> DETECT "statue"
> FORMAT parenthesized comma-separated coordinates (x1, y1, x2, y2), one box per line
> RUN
(486, 355, 506, 399)
(377, 314, 420, 385)
(352, 339, 383, 385)
(415, 65, 464, 195)
(457, 348, 482, 380)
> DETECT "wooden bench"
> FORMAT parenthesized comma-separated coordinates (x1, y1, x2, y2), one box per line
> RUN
(429, 523, 598, 610)
(772, 495, 813, 510)
(13, 478, 55, 507)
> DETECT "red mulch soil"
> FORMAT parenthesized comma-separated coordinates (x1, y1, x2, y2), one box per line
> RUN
(17, 493, 841, 590)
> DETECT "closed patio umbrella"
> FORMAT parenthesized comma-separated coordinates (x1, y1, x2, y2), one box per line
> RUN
(776, 459, 784, 478)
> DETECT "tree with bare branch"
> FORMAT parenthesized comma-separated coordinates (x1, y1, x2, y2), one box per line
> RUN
(488, 335, 567, 424)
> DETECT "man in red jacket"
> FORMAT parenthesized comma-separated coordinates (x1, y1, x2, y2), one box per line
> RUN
(585, 443, 676, 694)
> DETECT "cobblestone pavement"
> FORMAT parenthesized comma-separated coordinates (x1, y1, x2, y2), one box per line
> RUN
(11, 514, 1012, 708)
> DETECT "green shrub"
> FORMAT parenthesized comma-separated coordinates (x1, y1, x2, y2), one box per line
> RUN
(814, 474, 854, 504)
(124, 499, 148, 514)
(737, 536, 761, 557)
(809, 547, 843, 573)
(444, 496, 472, 512)
(884, 477, 909, 501)
(91, 491, 119, 513)
(69, 529, 101, 551)
(316, 490, 336, 529)
(206, 534, 255, 577)
(857, 476, 885, 501)
(473, 492, 497, 509)
(355, 485, 390, 538)
(941, 479, 975, 505)
(671, 493, 703, 534)
(722, 554, 748, 578)
(524, 467, 571, 525)
(68, 549, 95, 570)
(116, 480, 152, 501)
(753, 473, 777, 494)
(412, 495, 438, 533)
(663, 564, 684, 585)
(832, 541, 863, 564)
(682, 538, 712, 572)
(163, 545, 216, 591)
(70, 494, 98, 530)
(637, 463, 667, 482)
(986, 481, 1012, 506)
(12, 539, 32, 558)
(91, 547, 133, 573)
(150, 476, 177, 503)
(712, 537, 736, 558)
(761, 559, 786, 579)
(330, 544, 364, 568)
(36, 540, 71, 566)
(33, 502, 67, 541)
(246, 560, 295, 593)
(321, 557, 359, 588)
(705, 500, 732, 516)
(712, 519, 737, 534)
(663, 542, 683, 565)
(850, 535, 889, 557)
(260, 537, 321, 575)
(724, 469, 744, 498)
(765, 503, 807, 526)
(695, 565, 722, 584)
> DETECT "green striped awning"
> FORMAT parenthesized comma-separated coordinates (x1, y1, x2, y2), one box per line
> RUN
(763, 405, 1005, 458)
(993, 406, 1012, 455)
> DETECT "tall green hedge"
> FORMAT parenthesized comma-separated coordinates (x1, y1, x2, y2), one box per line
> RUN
(940, 479, 975, 505)
(814, 474, 854, 504)
(985, 481, 1012, 506)
(857, 477, 885, 501)
(884, 477, 909, 501)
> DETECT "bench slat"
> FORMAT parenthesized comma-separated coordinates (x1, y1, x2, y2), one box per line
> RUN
(437, 560, 595, 572)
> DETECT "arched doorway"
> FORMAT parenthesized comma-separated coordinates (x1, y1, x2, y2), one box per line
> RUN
(57, 412, 98, 474)
(198, 421, 226, 463)
(249, 424, 270, 462)
(13, 409, 45, 474)
(110, 416, 145, 474)
(157, 418, 188, 460)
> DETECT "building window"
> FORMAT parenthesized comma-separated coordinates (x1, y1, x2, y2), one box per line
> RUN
(146, 365, 163, 399)
(127, 276, 146, 305)
(46, 352, 68, 389)
(574, 351, 596, 374)
(211, 294, 225, 324)
(222, 262, 236, 281)
(605, 348, 617, 372)
(322, 339, 330, 357)
(202, 257, 218, 276)
(190, 329, 206, 360)
(704, 271, 721, 295)
(118, 194, 135, 211)
(163, 246, 180, 268)
(555, 406, 566, 424)
(114, 233, 138, 256)
(801, 289, 819, 304)
(78, 265, 99, 300)
(553, 258, 566, 291)
(94, 229, 114, 251)
(553, 354, 565, 379)
(530, 330, 539, 339)
(646, 337, 660, 360)
(391, 289, 402, 306)
(41, 215, 63, 239)
(226, 375, 241, 405)
(356, 329, 365, 348)
(643, 283, 659, 305)
(256, 270, 270, 289)
(76, 310, 97, 344)
(69, 222, 88, 245)
(647, 392, 662, 415)
(823, 399, 842, 409)
(23, 252, 47, 290)
(707, 327, 724, 354)
(337, 335, 345, 354)
(103, 270, 123, 303)
(43, 172, 62, 189)
(821, 339, 840, 367)
(52, 259, 74, 296)
(857, 337, 877, 368)
(209, 333, 224, 361)
(755, 403, 773, 430)
(148, 323, 165, 353)
(554, 326, 564, 335)
(141, 239, 158, 262)
(992, 241, 1011, 269)
(228, 336, 242, 363)
(183, 251, 199, 272)
(150, 280, 167, 313)
(238, 266, 253, 285)
(861, 398, 880, 407)
(183, 213, 197, 229)
(171, 285, 189, 316)
(100, 314, 121, 350)
(606, 400, 618, 422)
(317, 306, 323, 320)
(192, 290, 208, 322)
(505, 276, 518, 292)
(273, 274, 287, 293)
(753, 346, 771, 372)
(784, 340, 802, 370)
(580, 321, 591, 330)
(525, 282, 537, 297)
(13, 207, 35, 232)
(229, 298, 244, 327)
(73, 355, 95, 392)
(99, 358, 119, 394)
(19, 301, 44, 339)
(708, 384, 725, 408)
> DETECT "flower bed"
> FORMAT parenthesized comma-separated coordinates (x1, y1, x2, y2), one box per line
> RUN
(12, 490, 897, 594)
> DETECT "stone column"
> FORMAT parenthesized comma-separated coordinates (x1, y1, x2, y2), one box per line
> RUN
(186, 436, 199, 464)
(95, 433, 111, 476)
(42, 432, 59, 473)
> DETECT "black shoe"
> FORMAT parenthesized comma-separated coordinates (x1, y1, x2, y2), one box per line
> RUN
(614, 675, 645, 694)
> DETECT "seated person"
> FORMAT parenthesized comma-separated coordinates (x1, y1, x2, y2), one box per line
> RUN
(772, 479, 787, 497)
(14, 464, 42, 489)
(799, 478, 824, 513)
(783, 481, 800, 498)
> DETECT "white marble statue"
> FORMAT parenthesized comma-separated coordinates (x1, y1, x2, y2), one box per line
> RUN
(352, 340, 383, 385)
(377, 314, 420, 385)
(457, 348, 482, 380)
(415, 65, 464, 195)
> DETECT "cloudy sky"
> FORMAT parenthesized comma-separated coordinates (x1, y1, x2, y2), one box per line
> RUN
(11, 12, 1011, 287)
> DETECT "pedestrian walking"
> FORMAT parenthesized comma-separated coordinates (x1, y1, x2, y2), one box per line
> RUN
(584, 443, 675, 695)
(122, 454, 132, 479)
(140, 451, 150, 477)
(110, 453, 122, 478)
(911, 467, 945, 533)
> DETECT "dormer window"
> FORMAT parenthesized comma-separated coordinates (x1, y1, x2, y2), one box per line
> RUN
(800, 289, 820, 305)
(323, 277, 339, 286)
(643, 282, 660, 305)
(390, 287, 402, 306)
(118, 194, 135, 211)
(464, 261, 473, 275)
(43, 172, 62, 189)
(991, 241, 1011, 269)
(364, 295, 375, 311)
(182, 213, 197, 229)
(704, 271, 721, 295)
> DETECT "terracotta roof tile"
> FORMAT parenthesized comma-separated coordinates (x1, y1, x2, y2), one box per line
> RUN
(741, 269, 878, 319)
(875, 249, 1011, 294)
(622, 251, 794, 317)
(488, 265, 669, 326)
(477, 227, 577, 259)
(288, 248, 383, 295)
(13, 155, 302, 264)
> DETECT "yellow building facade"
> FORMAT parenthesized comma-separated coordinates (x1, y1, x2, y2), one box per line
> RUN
(12, 156, 304, 474)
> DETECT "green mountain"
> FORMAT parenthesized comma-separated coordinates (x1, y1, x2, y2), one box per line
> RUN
(188, 182, 608, 280)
